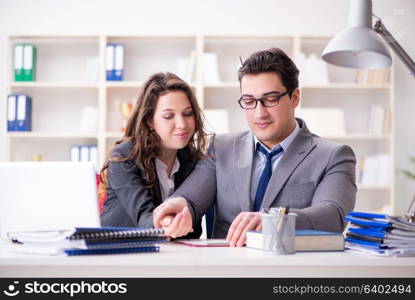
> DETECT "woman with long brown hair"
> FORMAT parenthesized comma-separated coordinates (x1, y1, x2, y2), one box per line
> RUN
(100, 72, 207, 238)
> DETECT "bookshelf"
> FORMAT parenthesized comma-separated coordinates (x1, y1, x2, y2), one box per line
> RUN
(4, 34, 395, 214)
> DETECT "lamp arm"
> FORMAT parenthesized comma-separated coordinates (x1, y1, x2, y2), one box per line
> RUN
(373, 17, 415, 77)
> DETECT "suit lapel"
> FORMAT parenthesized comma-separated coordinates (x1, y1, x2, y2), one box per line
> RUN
(261, 120, 316, 210)
(233, 131, 254, 212)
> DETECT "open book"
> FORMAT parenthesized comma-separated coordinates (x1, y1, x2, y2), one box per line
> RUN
(174, 239, 229, 247)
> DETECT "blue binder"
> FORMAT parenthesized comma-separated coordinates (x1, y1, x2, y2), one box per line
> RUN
(7, 94, 17, 131)
(113, 44, 124, 81)
(16, 94, 32, 131)
(345, 215, 390, 228)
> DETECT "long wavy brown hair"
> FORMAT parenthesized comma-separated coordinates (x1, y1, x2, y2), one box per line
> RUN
(100, 72, 207, 198)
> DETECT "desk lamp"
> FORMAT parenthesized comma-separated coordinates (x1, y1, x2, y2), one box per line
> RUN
(321, 0, 415, 76)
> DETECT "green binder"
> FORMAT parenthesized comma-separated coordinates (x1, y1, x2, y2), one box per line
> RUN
(23, 44, 36, 81)
(13, 44, 24, 81)
(14, 44, 36, 81)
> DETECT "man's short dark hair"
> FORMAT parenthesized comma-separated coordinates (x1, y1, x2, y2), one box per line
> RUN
(238, 48, 299, 97)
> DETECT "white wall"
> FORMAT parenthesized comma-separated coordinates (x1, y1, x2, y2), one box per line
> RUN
(0, 0, 414, 215)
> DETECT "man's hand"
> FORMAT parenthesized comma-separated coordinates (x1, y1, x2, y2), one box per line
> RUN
(153, 197, 193, 238)
(225, 212, 262, 247)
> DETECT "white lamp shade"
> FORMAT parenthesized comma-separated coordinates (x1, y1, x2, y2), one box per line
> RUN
(322, 27, 392, 69)
(321, 0, 392, 69)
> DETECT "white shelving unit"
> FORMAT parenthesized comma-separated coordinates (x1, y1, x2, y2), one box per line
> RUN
(4, 34, 395, 214)
(295, 36, 395, 215)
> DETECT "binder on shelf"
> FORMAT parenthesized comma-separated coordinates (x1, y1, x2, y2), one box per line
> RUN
(70, 145, 98, 168)
(70, 145, 80, 162)
(16, 94, 32, 131)
(106, 43, 124, 81)
(114, 44, 124, 81)
(13, 44, 24, 81)
(80, 145, 90, 162)
(106, 44, 115, 80)
(23, 44, 37, 81)
(88, 145, 98, 171)
(7, 94, 17, 131)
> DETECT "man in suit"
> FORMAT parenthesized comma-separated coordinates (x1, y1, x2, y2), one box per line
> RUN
(153, 48, 357, 246)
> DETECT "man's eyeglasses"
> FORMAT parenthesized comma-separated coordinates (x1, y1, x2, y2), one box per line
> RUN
(238, 90, 291, 109)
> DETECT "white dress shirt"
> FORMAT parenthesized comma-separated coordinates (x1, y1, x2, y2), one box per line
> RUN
(250, 121, 300, 206)
(155, 157, 180, 202)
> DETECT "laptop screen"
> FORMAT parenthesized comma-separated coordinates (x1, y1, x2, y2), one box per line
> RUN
(0, 162, 101, 240)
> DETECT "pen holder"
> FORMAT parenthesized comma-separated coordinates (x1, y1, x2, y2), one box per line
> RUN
(261, 212, 296, 255)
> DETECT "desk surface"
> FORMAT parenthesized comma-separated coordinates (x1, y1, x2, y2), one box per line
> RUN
(1, 242, 415, 277)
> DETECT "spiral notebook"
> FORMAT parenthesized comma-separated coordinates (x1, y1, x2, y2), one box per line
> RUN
(8, 227, 166, 256)
(8, 227, 165, 243)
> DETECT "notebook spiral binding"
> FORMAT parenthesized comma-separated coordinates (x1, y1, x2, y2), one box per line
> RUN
(67, 228, 165, 241)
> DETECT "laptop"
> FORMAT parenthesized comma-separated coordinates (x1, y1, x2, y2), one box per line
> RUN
(0, 162, 101, 240)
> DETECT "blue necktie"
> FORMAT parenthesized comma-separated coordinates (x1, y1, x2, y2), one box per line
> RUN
(253, 143, 284, 212)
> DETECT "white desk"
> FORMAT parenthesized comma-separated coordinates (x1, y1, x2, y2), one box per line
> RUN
(1, 242, 415, 277)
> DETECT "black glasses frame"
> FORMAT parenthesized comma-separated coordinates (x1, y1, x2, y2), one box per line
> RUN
(238, 90, 291, 109)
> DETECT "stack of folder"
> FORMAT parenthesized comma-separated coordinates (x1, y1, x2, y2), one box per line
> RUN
(345, 211, 415, 256)
(8, 227, 167, 256)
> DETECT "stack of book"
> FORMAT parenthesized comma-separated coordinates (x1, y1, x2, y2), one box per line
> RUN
(245, 230, 344, 252)
(345, 212, 415, 256)
(367, 104, 391, 135)
(8, 227, 167, 256)
(354, 68, 390, 85)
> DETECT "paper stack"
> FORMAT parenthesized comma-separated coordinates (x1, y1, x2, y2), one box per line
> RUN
(345, 211, 415, 256)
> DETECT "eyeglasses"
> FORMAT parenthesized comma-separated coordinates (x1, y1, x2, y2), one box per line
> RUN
(238, 90, 291, 109)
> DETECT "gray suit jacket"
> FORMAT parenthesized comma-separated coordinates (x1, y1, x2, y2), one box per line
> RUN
(173, 118, 357, 238)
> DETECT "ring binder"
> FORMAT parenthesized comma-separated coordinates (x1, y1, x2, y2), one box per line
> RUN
(345, 211, 415, 256)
